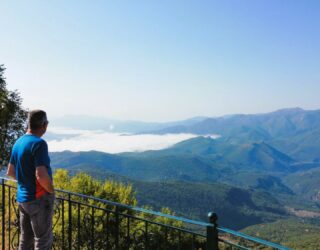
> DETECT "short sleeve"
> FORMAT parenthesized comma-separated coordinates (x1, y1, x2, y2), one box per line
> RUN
(33, 141, 50, 167)
(9, 150, 16, 165)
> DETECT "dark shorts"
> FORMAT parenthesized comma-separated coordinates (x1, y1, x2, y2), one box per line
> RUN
(18, 193, 55, 250)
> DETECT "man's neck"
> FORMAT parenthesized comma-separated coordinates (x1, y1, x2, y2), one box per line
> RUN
(26, 129, 43, 138)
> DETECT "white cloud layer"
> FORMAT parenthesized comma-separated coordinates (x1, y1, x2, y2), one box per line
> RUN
(46, 127, 219, 154)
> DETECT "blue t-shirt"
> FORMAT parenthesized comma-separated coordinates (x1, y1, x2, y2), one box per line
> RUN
(9, 134, 52, 202)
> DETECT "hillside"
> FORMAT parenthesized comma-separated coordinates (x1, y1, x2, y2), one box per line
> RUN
(121, 136, 297, 173)
(284, 167, 320, 202)
(242, 219, 320, 250)
(133, 180, 288, 230)
(50, 166, 290, 230)
(51, 150, 221, 182)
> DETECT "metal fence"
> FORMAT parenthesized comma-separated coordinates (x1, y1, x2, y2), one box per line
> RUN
(0, 177, 291, 250)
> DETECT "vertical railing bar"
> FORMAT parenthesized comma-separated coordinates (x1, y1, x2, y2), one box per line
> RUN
(145, 221, 148, 250)
(106, 212, 109, 250)
(115, 208, 119, 250)
(178, 231, 181, 250)
(8, 186, 11, 250)
(2, 179, 6, 250)
(62, 199, 65, 250)
(126, 216, 130, 250)
(77, 203, 80, 250)
(165, 226, 168, 250)
(17, 194, 20, 250)
(192, 234, 195, 250)
(68, 194, 72, 250)
(91, 207, 94, 250)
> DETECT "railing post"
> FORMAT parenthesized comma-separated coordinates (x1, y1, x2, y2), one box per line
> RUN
(2, 179, 5, 250)
(91, 207, 94, 250)
(68, 193, 72, 250)
(115, 207, 120, 250)
(206, 212, 219, 250)
(62, 199, 65, 249)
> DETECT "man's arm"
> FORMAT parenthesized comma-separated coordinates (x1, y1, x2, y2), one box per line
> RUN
(36, 166, 54, 193)
(6, 163, 16, 180)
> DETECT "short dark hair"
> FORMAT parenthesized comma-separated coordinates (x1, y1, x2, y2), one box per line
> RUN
(28, 110, 48, 130)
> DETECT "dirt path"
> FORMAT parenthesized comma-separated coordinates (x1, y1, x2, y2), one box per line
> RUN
(286, 207, 320, 218)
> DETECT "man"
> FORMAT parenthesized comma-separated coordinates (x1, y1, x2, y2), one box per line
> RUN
(7, 110, 55, 250)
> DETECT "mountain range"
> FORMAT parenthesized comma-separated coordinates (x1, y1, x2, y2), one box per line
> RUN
(51, 108, 320, 161)
(49, 107, 320, 234)
(145, 107, 320, 161)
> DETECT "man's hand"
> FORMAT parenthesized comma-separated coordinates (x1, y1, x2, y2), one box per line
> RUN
(7, 163, 16, 180)
(36, 166, 54, 193)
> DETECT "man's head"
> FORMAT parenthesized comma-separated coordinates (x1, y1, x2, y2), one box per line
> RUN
(27, 110, 49, 135)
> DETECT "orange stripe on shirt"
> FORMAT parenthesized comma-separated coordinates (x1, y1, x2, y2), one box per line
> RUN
(35, 179, 46, 199)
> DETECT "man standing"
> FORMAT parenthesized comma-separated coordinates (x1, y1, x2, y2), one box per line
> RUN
(7, 110, 55, 250)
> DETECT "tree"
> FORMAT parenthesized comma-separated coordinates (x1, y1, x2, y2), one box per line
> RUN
(0, 65, 27, 168)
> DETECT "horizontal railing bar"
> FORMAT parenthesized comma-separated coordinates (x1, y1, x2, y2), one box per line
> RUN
(57, 196, 114, 212)
(61, 191, 211, 227)
(56, 196, 206, 237)
(119, 212, 206, 237)
(218, 227, 291, 250)
(219, 239, 251, 250)
(132, 206, 211, 227)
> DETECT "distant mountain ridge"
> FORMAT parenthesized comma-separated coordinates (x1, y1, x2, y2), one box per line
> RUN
(51, 115, 207, 133)
(148, 108, 320, 136)
(145, 108, 320, 161)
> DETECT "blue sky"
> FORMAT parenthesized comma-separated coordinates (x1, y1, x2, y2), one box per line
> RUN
(1, 1, 319, 121)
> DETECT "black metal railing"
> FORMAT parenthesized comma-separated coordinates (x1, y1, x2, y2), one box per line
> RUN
(0, 177, 291, 250)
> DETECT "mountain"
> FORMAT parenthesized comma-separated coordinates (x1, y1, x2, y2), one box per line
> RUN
(222, 141, 294, 172)
(283, 167, 320, 202)
(146, 108, 320, 161)
(50, 136, 299, 183)
(270, 127, 320, 162)
(144, 136, 295, 172)
(150, 108, 319, 137)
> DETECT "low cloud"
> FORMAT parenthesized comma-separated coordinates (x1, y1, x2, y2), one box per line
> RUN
(46, 127, 216, 154)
